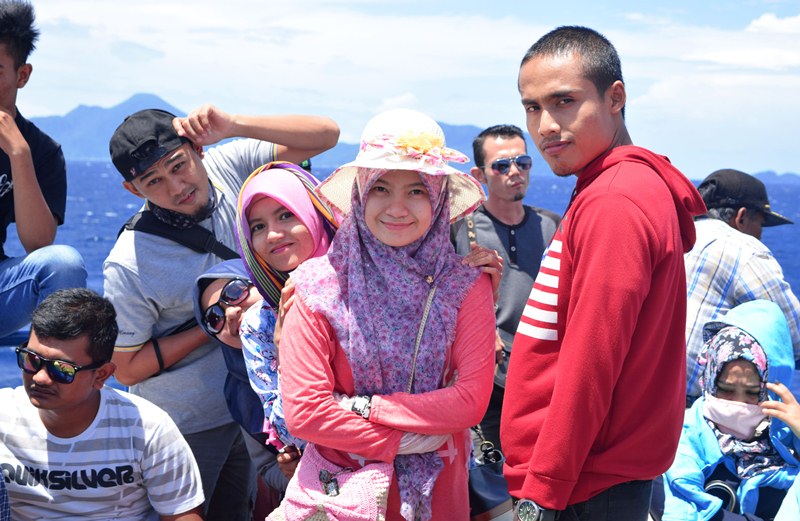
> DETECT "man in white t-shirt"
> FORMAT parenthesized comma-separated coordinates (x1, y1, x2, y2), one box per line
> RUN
(0, 288, 204, 521)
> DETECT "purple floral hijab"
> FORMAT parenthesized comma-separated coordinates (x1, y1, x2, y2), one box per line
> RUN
(292, 168, 481, 521)
(697, 325, 784, 477)
(698, 325, 769, 401)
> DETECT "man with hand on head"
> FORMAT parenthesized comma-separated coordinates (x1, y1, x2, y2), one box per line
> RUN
(501, 26, 705, 520)
(0, 288, 204, 521)
(451, 124, 559, 452)
(0, 0, 86, 339)
(103, 104, 339, 520)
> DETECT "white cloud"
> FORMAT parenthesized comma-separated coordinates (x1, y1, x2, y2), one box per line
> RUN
(746, 12, 800, 33)
(18, 0, 800, 176)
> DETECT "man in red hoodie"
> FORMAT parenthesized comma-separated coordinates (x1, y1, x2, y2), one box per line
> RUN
(501, 26, 706, 521)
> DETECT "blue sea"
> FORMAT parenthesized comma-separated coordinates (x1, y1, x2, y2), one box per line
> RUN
(2, 161, 800, 388)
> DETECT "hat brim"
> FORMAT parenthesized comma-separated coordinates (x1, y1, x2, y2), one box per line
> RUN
(317, 159, 485, 223)
(763, 210, 793, 227)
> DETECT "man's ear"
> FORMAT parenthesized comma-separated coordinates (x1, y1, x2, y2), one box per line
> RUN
(122, 180, 144, 198)
(607, 80, 626, 116)
(16, 63, 31, 89)
(92, 362, 116, 390)
(730, 207, 749, 232)
(470, 166, 487, 184)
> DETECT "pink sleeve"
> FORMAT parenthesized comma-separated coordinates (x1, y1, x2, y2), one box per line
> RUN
(369, 274, 496, 435)
(279, 297, 403, 463)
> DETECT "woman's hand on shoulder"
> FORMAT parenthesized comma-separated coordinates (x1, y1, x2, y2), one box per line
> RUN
(461, 244, 503, 303)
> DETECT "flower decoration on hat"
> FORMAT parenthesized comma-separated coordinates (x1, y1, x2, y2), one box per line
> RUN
(364, 131, 469, 167)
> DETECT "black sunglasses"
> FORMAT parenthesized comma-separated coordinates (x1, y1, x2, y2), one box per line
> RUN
(482, 155, 533, 175)
(16, 343, 106, 384)
(202, 278, 253, 334)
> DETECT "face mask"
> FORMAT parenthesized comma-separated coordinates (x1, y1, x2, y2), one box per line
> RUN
(703, 393, 767, 440)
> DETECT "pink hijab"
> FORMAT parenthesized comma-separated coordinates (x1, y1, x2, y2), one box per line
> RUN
(236, 161, 337, 307)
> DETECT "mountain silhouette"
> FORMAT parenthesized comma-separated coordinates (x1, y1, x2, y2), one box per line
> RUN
(30, 93, 184, 161)
(28, 93, 798, 181)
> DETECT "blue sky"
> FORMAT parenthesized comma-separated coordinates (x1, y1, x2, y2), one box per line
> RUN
(19, 0, 800, 179)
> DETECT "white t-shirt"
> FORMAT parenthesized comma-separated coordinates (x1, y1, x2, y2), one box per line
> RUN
(0, 386, 204, 521)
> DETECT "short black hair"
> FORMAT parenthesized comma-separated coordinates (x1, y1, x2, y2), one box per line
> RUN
(0, 0, 38, 68)
(521, 26, 625, 117)
(31, 288, 118, 364)
(473, 124, 526, 168)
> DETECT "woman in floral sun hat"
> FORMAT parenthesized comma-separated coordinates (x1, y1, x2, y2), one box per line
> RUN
(270, 108, 496, 521)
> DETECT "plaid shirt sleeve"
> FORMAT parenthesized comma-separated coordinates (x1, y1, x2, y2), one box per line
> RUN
(686, 241, 800, 397)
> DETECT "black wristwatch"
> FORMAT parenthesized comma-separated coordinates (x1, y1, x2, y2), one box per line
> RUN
(351, 395, 371, 419)
(514, 499, 555, 521)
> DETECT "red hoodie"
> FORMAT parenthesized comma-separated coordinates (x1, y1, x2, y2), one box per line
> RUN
(500, 145, 706, 510)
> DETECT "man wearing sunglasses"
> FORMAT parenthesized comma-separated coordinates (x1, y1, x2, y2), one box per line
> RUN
(102, 104, 339, 520)
(451, 124, 560, 453)
(0, 288, 204, 520)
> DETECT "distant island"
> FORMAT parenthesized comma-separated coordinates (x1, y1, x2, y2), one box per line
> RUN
(29, 93, 800, 182)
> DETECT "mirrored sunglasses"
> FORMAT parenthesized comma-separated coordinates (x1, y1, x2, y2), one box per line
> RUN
(487, 155, 533, 175)
(16, 344, 105, 384)
(202, 278, 252, 334)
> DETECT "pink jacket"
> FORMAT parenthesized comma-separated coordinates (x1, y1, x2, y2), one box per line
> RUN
(280, 274, 496, 520)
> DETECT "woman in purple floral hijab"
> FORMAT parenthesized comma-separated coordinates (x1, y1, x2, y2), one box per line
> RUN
(272, 109, 497, 521)
(660, 300, 800, 520)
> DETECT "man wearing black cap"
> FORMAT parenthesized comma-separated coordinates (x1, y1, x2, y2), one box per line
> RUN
(102, 103, 339, 520)
(684, 168, 800, 403)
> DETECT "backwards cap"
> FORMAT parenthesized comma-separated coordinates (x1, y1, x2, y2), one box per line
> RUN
(109, 109, 189, 182)
(699, 168, 792, 227)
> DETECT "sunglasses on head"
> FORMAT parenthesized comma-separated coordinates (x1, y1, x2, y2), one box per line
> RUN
(483, 155, 533, 175)
(202, 278, 253, 334)
(16, 343, 106, 384)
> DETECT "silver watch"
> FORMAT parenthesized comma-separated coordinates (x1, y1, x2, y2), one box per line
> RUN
(514, 499, 553, 521)
(351, 395, 371, 419)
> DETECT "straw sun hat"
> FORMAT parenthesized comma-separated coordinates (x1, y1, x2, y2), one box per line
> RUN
(316, 108, 485, 222)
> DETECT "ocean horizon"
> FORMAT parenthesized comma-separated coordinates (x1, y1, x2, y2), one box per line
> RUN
(2, 160, 800, 388)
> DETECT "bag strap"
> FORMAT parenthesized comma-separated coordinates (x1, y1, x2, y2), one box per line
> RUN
(120, 210, 239, 260)
(465, 213, 478, 247)
(471, 424, 504, 463)
(407, 282, 437, 394)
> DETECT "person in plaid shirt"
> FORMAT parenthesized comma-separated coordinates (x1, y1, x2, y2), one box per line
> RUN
(685, 168, 800, 404)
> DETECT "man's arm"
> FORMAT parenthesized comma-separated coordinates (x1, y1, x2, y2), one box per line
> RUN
(172, 104, 339, 164)
(0, 111, 57, 252)
(160, 507, 204, 521)
(112, 325, 210, 386)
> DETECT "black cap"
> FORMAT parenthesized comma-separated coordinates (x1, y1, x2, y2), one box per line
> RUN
(109, 109, 189, 182)
(699, 168, 793, 227)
